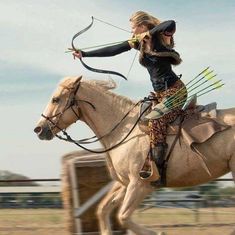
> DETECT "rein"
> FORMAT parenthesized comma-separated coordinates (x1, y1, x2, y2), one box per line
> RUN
(41, 80, 154, 153)
(55, 99, 151, 154)
(57, 99, 141, 145)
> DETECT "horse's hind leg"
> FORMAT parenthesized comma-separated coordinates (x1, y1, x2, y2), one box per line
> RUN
(229, 156, 235, 235)
(97, 181, 126, 235)
(229, 155, 235, 184)
(117, 180, 156, 235)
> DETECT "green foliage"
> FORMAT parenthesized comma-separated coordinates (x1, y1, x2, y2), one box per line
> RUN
(38, 193, 61, 206)
(163, 181, 235, 202)
(217, 187, 235, 199)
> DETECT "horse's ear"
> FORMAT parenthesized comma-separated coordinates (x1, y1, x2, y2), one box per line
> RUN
(90, 79, 117, 90)
(74, 76, 82, 87)
(69, 76, 82, 90)
(59, 76, 82, 89)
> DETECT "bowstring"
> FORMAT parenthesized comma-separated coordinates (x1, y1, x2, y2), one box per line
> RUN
(92, 16, 138, 87)
(93, 17, 131, 33)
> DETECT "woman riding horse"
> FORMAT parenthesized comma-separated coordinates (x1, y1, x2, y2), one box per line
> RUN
(73, 11, 187, 186)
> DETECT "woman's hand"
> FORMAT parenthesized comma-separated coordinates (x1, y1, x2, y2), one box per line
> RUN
(134, 31, 150, 42)
(129, 31, 151, 48)
(72, 50, 82, 60)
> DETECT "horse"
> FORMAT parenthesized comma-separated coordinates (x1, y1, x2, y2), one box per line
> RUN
(34, 76, 235, 235)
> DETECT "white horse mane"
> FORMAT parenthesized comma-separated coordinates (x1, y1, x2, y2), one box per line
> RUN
(59, 76, 134, 107)
(59, 76, 117, 90)
(84, 78, 135, 107)
(86, 78, 117, 90)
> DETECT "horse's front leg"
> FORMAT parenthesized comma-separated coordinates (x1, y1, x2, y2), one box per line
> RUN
(97, 181, 126, 235)
(117, 179, 156, 235)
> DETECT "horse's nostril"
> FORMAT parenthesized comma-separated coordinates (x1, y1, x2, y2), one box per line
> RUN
(34, 126, 42, 134)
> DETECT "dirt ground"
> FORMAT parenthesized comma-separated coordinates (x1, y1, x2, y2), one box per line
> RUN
(0, 208, 234, 235)
(151, 226, 235, 235)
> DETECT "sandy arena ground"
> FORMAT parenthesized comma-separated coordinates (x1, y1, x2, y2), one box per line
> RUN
(0, 208, 234, 235)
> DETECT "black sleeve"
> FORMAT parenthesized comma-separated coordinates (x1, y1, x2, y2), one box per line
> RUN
(81, 41, 131, 57)
(150, 20, 176, 37)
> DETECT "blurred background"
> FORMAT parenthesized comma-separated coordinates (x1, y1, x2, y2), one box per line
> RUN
(0, 1, 234, 234)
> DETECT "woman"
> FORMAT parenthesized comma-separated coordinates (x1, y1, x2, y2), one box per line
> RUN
(73, 11, 187, 186)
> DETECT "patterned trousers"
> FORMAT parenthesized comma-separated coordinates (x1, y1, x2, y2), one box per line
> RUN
(149, 79, 187, 146)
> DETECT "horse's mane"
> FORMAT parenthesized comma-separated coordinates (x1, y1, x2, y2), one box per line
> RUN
(59, 77, 136, 111)
(85, 79, 135, 107)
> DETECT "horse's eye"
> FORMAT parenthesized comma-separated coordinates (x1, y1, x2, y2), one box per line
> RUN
(52, 97, 60, 104)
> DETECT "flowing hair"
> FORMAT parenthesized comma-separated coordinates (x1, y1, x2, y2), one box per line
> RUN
(129, 11, 175, 66)
(129, 11, 161, 29)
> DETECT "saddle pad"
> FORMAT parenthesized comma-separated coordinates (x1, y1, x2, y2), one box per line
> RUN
(181, 115, 230, 147)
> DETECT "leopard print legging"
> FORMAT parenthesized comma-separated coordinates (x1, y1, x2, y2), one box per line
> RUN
(149, 79, 187, 146)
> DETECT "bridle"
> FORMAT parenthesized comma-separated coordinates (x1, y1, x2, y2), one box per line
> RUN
(41, 81, 152, 154)
(41, 82, 95, 134)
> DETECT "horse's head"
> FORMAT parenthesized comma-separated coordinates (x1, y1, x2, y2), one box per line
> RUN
(34, 76, 82, 140)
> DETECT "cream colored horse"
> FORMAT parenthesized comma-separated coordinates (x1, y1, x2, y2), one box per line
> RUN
(34, 76, 235, 235)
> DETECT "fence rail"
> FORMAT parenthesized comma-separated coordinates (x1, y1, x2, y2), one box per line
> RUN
(0, 178, 60, 183)
(0, 178, 234, 209)
(0, 178, 233, 183)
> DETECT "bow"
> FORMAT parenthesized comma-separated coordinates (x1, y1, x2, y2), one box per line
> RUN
(71, 16, 128, 80)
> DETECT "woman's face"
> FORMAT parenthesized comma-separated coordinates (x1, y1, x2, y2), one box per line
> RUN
(130, 22, 148, 35)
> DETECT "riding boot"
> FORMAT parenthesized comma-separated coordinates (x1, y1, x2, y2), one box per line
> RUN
(150, 143, 168, 187)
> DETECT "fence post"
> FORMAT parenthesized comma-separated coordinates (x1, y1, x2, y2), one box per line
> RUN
(61, 150, 126, 235)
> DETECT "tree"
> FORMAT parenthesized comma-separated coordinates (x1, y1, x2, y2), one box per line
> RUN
(0, 170, 38, 186)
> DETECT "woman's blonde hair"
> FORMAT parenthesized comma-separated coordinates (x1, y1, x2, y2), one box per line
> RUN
(130, 11, 176, 65)
(129, 11, 161, 30)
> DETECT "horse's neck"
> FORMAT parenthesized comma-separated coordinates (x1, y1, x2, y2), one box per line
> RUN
(78, 82, 138, 143)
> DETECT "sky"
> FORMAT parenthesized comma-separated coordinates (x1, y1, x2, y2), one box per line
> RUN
(0, 0, 235, 180)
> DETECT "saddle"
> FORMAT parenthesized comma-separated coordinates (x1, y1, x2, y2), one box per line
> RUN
(139, 97, 229, 141)
(139, 97, 230, 183)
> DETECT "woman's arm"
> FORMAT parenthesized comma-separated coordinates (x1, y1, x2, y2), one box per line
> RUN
(73, 34, 147, 59)
(150, 20, 176, 37)
(81, 41, 132, 57)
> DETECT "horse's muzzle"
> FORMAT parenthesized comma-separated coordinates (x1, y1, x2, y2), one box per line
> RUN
(34, 123, 54, 140)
